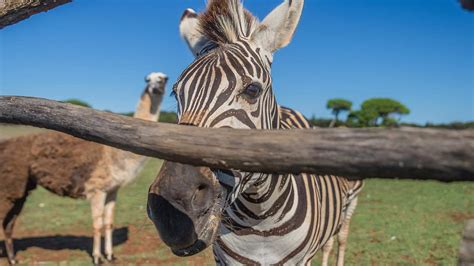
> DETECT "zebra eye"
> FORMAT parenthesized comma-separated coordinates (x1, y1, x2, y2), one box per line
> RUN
(243, 83, 262, 99)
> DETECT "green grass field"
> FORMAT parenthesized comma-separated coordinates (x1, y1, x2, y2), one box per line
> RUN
(0, 125, 45, 140)
(1, 126, 473, 265)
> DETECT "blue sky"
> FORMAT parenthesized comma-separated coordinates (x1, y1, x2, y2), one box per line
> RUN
(1, 0, 473, 124)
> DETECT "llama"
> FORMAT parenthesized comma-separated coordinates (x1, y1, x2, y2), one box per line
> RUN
(0, 72, 167, 265)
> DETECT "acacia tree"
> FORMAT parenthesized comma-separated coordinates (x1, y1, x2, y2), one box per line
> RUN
(326, 98, 352, 127)
(347, 98, 410, 127)
(361, 98, 410, 126)
(347, 109, 378, 127)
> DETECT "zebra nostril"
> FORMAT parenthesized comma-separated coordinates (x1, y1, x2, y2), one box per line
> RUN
(191, 184, 211, 212)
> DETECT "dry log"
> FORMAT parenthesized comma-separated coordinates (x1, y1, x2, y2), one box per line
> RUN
(0, 96, 473, 181)
(459, 219, 474, 265)
(0, 0, 71, 29)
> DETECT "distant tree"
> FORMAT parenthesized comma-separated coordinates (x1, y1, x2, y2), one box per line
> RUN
(63, 99, 92, 108)
(308, 115, 333, 128)
(326, 98, 352, 127)
(120, 112, 135, 117)
(347, 109, 378, 127)
(423, 121, 474, 130)
(159, 111, 178, 124)
(102, 110, 177, 122)
(358, 98, 410, 126)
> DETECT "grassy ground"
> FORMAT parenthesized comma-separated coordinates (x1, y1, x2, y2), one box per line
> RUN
(1, 126, 473, 265)
(0, 125, 45, 140)
(313, 179, 473, 266)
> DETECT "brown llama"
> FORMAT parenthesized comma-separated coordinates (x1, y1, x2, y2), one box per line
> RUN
(0, 72, 168, 265)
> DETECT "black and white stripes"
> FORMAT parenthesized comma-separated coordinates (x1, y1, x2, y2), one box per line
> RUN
(156, 0, 363, 264)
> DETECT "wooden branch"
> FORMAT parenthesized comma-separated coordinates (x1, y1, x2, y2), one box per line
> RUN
(459, 219, 474, 265)
(0, 0, 71, 29)
(1, 96, 473, 182)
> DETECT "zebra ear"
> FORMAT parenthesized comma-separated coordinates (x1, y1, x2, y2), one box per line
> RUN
(179, 8, 214, 57)
(251, 0, 304, 53)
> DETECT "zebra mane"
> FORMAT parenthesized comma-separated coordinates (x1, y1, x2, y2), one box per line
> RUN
(198, 0, 259, 44)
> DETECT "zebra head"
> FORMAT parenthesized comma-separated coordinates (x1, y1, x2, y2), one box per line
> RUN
(148, 0, 304, 257)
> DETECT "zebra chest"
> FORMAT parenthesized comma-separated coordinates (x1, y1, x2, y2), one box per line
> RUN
(214, 175, 322, 264)
(216, 223, 316, 265)
(214, 174, 349, 265)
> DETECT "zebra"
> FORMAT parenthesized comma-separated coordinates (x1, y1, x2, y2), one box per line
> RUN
(147, 0, 364, 264)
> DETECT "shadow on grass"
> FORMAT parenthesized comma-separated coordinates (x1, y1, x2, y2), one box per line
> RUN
(0, 227, 128, 259)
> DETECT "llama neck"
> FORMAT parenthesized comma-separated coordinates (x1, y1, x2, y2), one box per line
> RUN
(108, 91, 163, 162)
(133, 92, 163, 122)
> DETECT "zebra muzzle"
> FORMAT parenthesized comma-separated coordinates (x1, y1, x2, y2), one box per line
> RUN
(147, 161, 224, 256)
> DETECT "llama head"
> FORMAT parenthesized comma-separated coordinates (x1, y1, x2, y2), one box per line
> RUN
(135, 72, 168, 121)
(145, 72, 168, 96)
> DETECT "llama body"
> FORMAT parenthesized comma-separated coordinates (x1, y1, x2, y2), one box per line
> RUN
(0, 72, 167, 265)
(29, 133, 146, 198)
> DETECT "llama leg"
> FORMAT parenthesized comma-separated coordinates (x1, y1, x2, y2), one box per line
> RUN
(3, 201, 26, 264)
(2, 183, 32, 266)
(321, 236, 334, 266)
(3, 203, 17, 265)
(90, 191, 106, 265)
(4, 228, 16, 265)
(336, 197, 358, 266)
(104, 190, 117, 261)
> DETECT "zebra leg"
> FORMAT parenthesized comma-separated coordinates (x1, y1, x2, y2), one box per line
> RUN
(90, 191, 106, 265)
(336, 197, 359, 266)
(321, 236, 334, 266)
(104, 190, 117, 262)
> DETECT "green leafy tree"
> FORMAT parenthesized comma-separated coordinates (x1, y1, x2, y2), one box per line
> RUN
(63, 99, 92, 108)
(308, 115, 333, 127)
(159, 111, 178, 123)
(350, 98, 409, 127)
(117, 111, 178, 123)
(326, 98, 352, 127)
(119, 111, 135, 117)
(347, 109, 378, 127)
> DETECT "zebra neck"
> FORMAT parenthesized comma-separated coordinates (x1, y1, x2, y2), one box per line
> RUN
(226, 173, 297, 225)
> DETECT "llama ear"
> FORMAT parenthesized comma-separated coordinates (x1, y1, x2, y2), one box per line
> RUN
(251, 0, 304, 53)
(179, 8, 214, 57)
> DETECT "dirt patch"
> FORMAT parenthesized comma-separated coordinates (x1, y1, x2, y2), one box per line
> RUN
(368, 229, 382, 244)
(116, 224, 213, 265)
(449, 212, 474, 223)
(0, 227, 127, 263)
(0, 225, 213, 265)
(399, 255, 417, 264)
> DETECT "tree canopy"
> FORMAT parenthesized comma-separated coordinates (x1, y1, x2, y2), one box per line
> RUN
(327, 99, 352, 114)
(326, 98, 352, 127)
(348, 98, 410, 127)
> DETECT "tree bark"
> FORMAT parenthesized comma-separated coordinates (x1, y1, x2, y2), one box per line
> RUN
(1, 96, 473, 182)
(329, 112, 338, 128)
(0, 0, 71, 29)
(459, 219, 474, 265)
